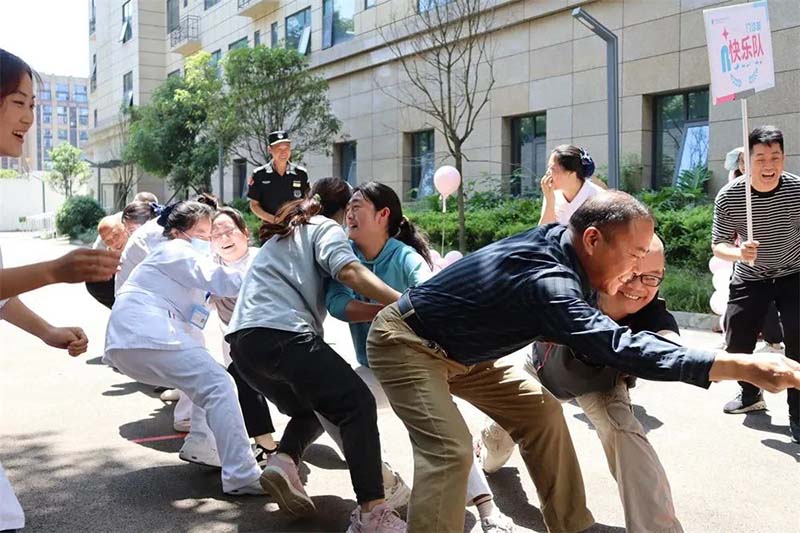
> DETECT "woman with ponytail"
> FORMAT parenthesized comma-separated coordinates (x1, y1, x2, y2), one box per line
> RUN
(226, 178, 407, 531)
(325, 181, 513, 532)
(538, 144, 604, 225)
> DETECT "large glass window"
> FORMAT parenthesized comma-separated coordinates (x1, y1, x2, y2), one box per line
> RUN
(123, 71, 134, 107)
(653, 88, 709, 188)
(167, 0, 180, 32)
(323, 0, 355, 49)
(205, 0, 221, 8)
(229, 37, 248, 50)
(42, 105, 52, 124)
(337, 142, 357, 185)
(38, 82, 51, 101)
(210, 50, 222, 77)
(271, 22, 279, 47)
(410, 130, 435, 199)
(510, 113, 547, 197)
(286, 8, 311, 55)
(365, 0, 376, 9)
(79, 107, 89, 126)
(58, 129, 68, 141)
(74, 85, 88, 103)
(56, 84, 69, 101)
(254, 30, 261, 47)
(42, 130, 53, 150)
(57, 106, 68, 125)
(121, 0, 133, 43)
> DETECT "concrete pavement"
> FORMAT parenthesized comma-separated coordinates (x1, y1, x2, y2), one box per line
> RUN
(1, 232, 797, 532)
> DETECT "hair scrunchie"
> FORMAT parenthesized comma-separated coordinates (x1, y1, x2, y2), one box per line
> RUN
(156, 202, 179, 228)
(312, 193, 322, 203)
(578, 148, 595, 178)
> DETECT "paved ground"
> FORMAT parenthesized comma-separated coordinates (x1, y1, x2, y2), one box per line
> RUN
(1, 232, 798, 533)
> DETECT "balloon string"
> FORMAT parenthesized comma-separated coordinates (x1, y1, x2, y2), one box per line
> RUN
(441, 194, 446, 256)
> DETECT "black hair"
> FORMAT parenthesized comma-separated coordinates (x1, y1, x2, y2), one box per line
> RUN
(157, 201, 214, 238)
(213, 206, 249, 235)
(569, 191, 653, 239)
(552, 144, 595, 181)
(352, 181, 433, 268)
(122, 201, 158, 226)
(749, 125, 784, 154)
(193, 192, 219, 211)
(0, 49, 40, 101)
(260, 177, 351, 241)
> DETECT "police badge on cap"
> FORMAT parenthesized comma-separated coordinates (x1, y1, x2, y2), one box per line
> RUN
(269, 130, 291, 146)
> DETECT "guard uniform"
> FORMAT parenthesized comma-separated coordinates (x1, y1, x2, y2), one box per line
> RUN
(246, 130, 310, 216)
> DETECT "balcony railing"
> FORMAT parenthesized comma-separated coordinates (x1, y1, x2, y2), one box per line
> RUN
(238, 0, 277, 18)
(169, 15, 201, 55)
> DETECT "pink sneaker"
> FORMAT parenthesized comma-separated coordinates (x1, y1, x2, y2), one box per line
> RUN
(260, 453, 316, 516)
(347, 502, 407, 532)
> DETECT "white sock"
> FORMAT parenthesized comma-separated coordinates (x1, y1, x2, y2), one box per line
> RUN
(475, 497, 496, 520)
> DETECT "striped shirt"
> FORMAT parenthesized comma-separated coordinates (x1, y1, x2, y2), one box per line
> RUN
(406, 224, 716, 388)
(712, 172, 800, 281)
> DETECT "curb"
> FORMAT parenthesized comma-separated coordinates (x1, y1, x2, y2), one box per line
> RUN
(672, 311, 721, 332)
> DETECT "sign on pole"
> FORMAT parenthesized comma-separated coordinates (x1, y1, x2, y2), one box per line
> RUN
(703, 1, 775, 250)
(704, 1, 775, 105)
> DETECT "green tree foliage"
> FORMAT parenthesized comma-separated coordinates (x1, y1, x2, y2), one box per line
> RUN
(55, 195, 106, 239)
(47, 143, 89, 198)
(222, 46, 341, 165)
(0, 169, 20, 179)
(125, 52, 223, 195)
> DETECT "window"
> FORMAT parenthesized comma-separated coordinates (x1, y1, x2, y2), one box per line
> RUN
(323, 0, 355, 48)
(91, 55, 97, 92)
(38, 82, 51, 101)
(79, 131, 89, 148)
(229, 37, 248, 50)
(653, 88, 709, 188)
(336, 142, 357, 185)
(79, 107, 89, 126)
(233, 159, 248, 198)
(286, 8, 311, 55)
(42, 105, 53, 124)
(89, 0, 96, 34)
(365, 0, 376, 8)
(410, 130, 435, 199)
(57, 106, 68, 125)
(58, 129, 68, 141)
(205, 0, 221, 9)
(167, 69, 181, 78)
(167, 0, 180, 33)
(43, 130, 53, 150)
(510, 113, 547, 197)
(120, 0, 133, 43)
(418, 0, 448, 12)
(210, 50, 221, 76)
(94, 109, 98, 127)
(271, 22, 279, 47)
(74, 85, 88, 103)
(123, 71, 134, 107)
(56, 84, 70, 101)
(254, 30, 261, 47)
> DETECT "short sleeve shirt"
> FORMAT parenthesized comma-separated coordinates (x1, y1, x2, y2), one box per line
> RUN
(246, 161, 310, 215)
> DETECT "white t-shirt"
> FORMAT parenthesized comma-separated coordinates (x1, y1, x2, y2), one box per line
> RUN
(553, 180, 604, 225)
(115, 218, 167, 294)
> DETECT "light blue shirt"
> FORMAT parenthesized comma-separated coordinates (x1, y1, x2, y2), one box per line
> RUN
(326, 238, 432, 365)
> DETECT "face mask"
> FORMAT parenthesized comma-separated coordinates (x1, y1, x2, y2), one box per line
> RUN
(190, 238, 211, 256)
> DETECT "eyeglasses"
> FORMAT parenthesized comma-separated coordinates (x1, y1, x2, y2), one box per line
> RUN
(627, 273, 663, 287)
(211, 228, 238, 241)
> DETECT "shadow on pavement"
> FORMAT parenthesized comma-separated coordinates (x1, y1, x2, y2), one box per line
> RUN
(761, 439, 799, 462)
(2, 432, 359, 532)
(103, 380, 162, 398)
(573, 404, 664, 434)
(119, 403, 184, 454)
(485, 467, 547, 531)
(302, 442, 348, 470)
(743, 412, 790, 435)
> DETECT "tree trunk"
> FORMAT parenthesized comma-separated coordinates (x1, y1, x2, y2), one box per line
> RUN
(454, 150, 466, 252)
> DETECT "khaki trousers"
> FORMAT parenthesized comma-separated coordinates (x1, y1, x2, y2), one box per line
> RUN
(367, 303, 594, 533)
(577, 383, 683, 533)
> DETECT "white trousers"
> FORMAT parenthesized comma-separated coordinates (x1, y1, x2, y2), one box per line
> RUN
(0, 460, 24, 530)
(105, 347, 260, 493)
(316, 366, 492, 504)
(173, 339, 228, 427)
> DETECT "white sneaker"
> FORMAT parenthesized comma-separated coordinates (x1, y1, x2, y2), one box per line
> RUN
(481, 512, 514, 532)
(173, 419, 191, 433)
(225, 477, 267, 496)
(383, 466, 411, 509)
(179, 438, 221, 469)
(756, 342, 785, 354)
(476, 421, 515, 474)
(160, 388, 181, 402)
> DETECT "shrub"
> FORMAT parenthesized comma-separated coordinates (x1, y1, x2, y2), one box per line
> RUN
(660, 267, 712, 314)
(55, 195, 106, 239)
(652, 204, 714, 271)
(228, 196, 252, 214)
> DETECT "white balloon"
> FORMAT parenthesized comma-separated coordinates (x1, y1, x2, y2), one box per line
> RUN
(709, 290, 728, 316)
(712, 269, 731, 292)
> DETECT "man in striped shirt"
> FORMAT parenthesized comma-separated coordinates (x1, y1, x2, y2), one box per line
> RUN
(367, 191, 800, 533)
(712, 125, 800, 443)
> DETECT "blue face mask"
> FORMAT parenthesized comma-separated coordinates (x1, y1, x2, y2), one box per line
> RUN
(190, 238, 211, 255)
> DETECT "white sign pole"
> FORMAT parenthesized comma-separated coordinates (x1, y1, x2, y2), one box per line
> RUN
(740, 99, 753, 244)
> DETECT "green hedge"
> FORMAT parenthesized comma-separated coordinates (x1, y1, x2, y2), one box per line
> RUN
(56, 196, 106, 239)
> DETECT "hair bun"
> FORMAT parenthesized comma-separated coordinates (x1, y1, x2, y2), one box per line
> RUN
(156, 202, 178, 228)
(579, 148, 595, 178)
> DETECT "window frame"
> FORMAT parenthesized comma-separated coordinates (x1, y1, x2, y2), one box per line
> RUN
(323, 0, 355, 49)
(285, 8, 311, 55)
(509, 112, 547, 197)
(229, 37, 248, 51)
(651, 88, 709, 189)
(120, 0, 133, 43)
(205, 0, 222, 9)
(123, 71, 134, 107)
(254, 30, 261, 47)
(410, 130, 435, 199)
(270, 22, 279, 47)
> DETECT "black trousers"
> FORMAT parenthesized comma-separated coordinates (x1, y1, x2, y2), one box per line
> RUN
(725, 272, 799, 422)
(761, 302, 784, 344)
(228, 360, 276, 438)
(85, 277, 115, 309)
(228, 327, 384, 504)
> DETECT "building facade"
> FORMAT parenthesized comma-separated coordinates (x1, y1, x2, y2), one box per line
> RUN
(1, 74, 90, 174)
(87, 0, 800, 203)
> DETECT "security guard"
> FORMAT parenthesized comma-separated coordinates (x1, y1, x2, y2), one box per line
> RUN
(247, 130, 310, 223)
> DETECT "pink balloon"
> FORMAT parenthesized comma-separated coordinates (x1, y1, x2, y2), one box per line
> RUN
(434, 166, 461, 199)
(708, 256, 729, 274)
(430, 249, 442, 263)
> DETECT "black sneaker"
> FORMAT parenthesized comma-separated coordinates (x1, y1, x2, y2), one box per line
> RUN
(723, 392, 767, 414)
(790, 420, 799, 444)
(254, 444, 277, 468)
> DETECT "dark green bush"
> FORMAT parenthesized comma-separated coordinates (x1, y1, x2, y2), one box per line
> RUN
(660, 267, 712, 314)
(56, 196, 106, 239)
(228, 197, 252, 214)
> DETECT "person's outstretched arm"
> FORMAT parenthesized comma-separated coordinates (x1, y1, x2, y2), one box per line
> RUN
(0, 297, 88, 357)
(337, 262, 401, 306)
